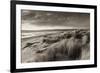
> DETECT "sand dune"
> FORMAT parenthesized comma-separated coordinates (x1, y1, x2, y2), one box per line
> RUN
(21, 29, 90, 63)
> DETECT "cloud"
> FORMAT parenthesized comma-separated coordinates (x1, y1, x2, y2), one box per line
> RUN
(21, 10, 90, 30)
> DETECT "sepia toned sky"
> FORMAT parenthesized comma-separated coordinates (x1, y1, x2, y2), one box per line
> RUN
(21, 10, 90, 30)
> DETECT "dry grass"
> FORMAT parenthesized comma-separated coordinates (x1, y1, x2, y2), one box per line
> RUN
(22, 29, 90, 63)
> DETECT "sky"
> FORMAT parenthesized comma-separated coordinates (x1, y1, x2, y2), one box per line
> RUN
(21, 10, 90, 30)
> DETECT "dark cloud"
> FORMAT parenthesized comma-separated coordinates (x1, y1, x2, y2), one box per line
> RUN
(21, 10, 90, 28)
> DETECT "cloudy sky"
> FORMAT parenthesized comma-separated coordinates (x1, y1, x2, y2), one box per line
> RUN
(21, 10, 90, 30)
